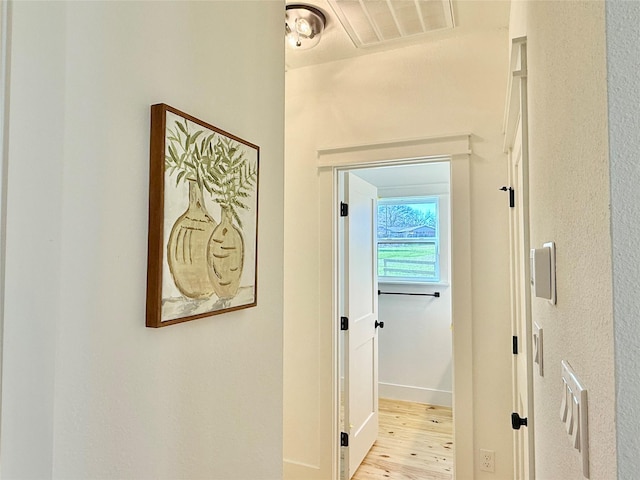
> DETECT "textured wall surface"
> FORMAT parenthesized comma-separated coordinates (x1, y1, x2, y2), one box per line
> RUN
(512, 2, 617, 479)
(1, 2, 284, 478)
(284, 27, 513, 479)
(606, 1, 640, 477)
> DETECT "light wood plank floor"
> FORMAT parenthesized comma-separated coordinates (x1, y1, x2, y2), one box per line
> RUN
(352, 398, 453, 480)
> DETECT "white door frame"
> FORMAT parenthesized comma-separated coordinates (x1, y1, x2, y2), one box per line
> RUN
(318, 133, 473, 479)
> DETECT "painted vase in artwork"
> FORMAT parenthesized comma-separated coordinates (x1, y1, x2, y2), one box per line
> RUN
(167, 180, 217, 298)
(207, 207, 245, 299)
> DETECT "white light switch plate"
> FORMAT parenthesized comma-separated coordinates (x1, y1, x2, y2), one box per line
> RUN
(543, 241, 557, 305)
(561, 360, 589, 478)
(533, 322, 543, 376)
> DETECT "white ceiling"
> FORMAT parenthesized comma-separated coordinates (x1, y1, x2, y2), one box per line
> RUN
(352, 161, 450, 189)
(325, 0, 454, 48)
(285, 0, 511, 69)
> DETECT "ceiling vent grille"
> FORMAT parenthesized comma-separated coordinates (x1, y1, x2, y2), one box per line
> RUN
(327, 0, 454, 48)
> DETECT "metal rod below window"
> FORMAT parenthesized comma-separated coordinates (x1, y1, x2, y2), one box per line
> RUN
(377, 290, 440, 298)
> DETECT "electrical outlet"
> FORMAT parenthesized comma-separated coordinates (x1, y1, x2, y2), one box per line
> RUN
(479, 449, 495, 473)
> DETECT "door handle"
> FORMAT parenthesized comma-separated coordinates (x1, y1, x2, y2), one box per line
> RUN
(375, 320, 384, 329)
(511, 412, 528, 430)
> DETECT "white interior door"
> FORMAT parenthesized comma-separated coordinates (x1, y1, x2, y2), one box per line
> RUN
(505, 37, 534, 480)
(508, 116, 535, 480)
(343, 172, 379, 479)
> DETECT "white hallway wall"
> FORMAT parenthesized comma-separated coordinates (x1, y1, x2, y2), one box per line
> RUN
(510, 2, 616, 479)
(1, 2, 284, 478)
(284, 26, 513, 479)
(378, 282, 453, 407)
(606, 1, 640, 476)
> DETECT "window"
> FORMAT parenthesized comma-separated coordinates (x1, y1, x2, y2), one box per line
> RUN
(377, 197, 440, 283)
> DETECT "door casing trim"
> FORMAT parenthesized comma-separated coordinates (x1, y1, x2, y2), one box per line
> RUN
(322, 141, 473, 479)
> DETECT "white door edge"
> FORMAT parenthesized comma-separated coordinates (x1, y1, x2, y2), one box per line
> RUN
(504, 35, 535, 480)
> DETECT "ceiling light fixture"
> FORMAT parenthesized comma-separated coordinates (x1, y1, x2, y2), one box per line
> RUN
(285, 4, 326, 50)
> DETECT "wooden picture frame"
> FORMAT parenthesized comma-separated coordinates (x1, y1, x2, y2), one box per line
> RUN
(146, 104, 259, 327)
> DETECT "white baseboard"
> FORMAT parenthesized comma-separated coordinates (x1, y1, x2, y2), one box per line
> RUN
(284, 459, 323, 480)
(379, 382, 452, 407)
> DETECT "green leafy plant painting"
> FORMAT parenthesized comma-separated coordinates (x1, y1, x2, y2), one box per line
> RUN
(146, 104, 259, 327)
(165, 122, 258, 229)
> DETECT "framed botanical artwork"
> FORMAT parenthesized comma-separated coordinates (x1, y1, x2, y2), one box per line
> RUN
(146, 104, 259, 327)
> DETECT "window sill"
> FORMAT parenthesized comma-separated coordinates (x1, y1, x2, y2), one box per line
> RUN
(378, 280, 449, 287)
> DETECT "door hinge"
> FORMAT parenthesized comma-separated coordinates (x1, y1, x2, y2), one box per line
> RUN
(511, 412, 528, 430)
(513, 335, 518, 354)
(499, 186, 515, 208)
(340, 316, 349, 331)
(340, 202, 349, 217)
(341, 432, 349, 447)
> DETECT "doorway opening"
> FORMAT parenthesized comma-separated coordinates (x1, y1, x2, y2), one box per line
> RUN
(337, 160, 453, 479)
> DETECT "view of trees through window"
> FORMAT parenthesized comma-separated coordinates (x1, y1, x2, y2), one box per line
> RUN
(377, 199, 439, 282)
